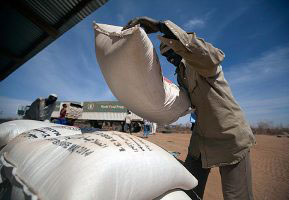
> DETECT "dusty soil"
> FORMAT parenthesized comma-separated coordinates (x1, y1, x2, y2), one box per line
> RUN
(137, 133, 289, 200)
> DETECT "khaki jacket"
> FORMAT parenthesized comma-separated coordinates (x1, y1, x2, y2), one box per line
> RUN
(158, 20, 256, 168)
(24, 98, 56, 121)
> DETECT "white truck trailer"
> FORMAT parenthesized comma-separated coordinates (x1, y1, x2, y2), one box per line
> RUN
(51, 101, 143, 132)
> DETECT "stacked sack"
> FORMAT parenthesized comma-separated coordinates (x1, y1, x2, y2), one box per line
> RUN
(0, 120, 82, 149)
(66, 104, 83, 119)
(93, 23, 192, 124)
(1, 129, 197, 200)
(0, 120, 82, 199)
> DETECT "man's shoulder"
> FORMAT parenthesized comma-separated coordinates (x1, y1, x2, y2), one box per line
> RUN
(35, 97, 45, 102)
(30, 98, 43, 105)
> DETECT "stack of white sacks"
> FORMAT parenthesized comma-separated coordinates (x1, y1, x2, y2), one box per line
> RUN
(0, 22, 198, 199)
(0, 120, 197, 200)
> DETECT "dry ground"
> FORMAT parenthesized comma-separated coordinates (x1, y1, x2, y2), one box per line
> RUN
(137, 133, 289, 200)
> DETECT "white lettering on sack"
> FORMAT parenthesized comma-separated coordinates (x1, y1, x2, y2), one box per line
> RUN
(24, 127, 61, 139)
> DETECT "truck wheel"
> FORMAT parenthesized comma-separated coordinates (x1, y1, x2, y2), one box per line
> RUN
(132, 122, 141, 133)
(112, 122, 122, 131)
(90, 121, 102, 129)
(95, 123, 103, 129)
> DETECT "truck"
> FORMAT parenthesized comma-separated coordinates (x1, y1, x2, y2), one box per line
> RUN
(17, 101, 143, 132)
(50, 101, 143, 132)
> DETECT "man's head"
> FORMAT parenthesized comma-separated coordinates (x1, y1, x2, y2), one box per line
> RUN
(46, 94, 58, 105)
(62, 104, 67, 108)
(160, 42, 182, 67)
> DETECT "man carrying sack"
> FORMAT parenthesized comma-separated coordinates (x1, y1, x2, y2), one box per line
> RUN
(23, 94, 58, 121)
(123, 17, 255, 200)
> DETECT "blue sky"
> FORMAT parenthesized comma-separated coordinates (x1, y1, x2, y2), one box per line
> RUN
(1, 0, 289, 126)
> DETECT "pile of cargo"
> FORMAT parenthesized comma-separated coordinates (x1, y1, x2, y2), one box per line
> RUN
(66, 103, 83, 119)
(0, 22, 201, 199)
(0, 120, 197, 200)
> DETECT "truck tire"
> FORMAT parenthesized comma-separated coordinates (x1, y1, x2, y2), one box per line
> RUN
(112, 122, 122, 132)
(90, 121, 103, 129)
(131, 122, 141, 133)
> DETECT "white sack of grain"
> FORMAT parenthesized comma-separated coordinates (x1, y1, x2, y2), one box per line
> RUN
(9, 187, 193, 200)
(1, 131, 197, 200)
(155, 189, 192, 200)
(0, 120, 74, 149)
(93, 23, 191, 124)
(0, 125, 82, 185)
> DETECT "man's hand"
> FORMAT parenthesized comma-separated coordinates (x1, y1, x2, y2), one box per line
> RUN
(122, 17, 161, 34)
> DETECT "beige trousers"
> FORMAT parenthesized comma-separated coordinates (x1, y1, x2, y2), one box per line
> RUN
(219, 151, 254, 200)
(184, 151, 254, 200)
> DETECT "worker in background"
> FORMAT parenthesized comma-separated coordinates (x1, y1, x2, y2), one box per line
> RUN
(58, 104, 67, 125)
(123, 17, 255, 200)
(23, 94, 58, 122)
(190, 112, 196, 131)
(151, 122, 157, 135)
(125, 110, 132, 134)
(143, 119, 151, 138)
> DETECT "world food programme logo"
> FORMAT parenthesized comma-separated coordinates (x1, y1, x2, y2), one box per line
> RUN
(87, 103, 94, 110)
